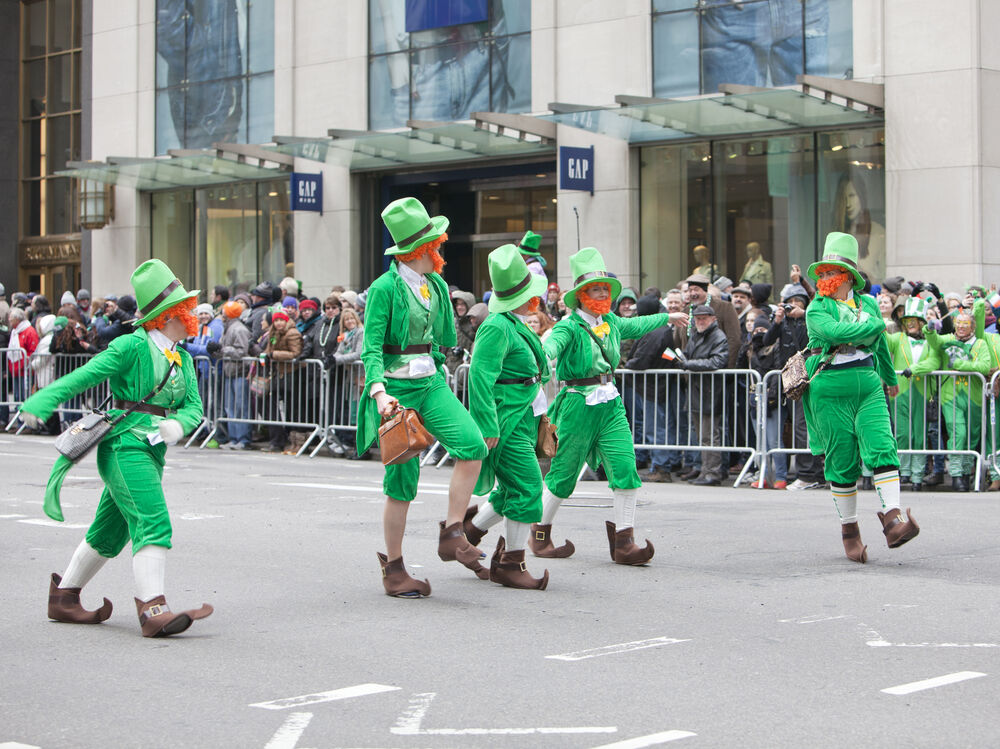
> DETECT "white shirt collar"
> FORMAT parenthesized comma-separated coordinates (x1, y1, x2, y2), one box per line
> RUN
(576, 308, 602, 326)
(397, 261, 427, 287)
(149, 328, 176, 350)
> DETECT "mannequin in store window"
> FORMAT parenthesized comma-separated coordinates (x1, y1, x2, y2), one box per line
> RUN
(691, 245, 718, 280)
(741, 241, 773, 289)
(832, 174, 885, 284)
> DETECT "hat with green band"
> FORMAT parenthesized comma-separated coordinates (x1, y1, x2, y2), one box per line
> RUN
(487, 244, 548, 313)
(807, 232, 866, 291)
(381, 196, 450, 256)
(564, 247, 622, 309)
(901, 296, 930, 321)
(130, 259, 200, 326)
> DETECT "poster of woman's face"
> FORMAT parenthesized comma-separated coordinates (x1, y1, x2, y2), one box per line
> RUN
(831, 169, 886, 283)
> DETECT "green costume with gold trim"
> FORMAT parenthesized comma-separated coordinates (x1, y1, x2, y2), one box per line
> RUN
(886, 329, 935, 483)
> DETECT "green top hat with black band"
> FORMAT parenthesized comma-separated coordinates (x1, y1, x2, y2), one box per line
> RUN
(564, 247, 622, 309)
(901, 296, 930, 322)
(807, 232, 866, 291)
(517, 230, 546, 268)
(487, 244, 549, 313)
(130, 259, 200, 326)
(382, 196, 450, 256)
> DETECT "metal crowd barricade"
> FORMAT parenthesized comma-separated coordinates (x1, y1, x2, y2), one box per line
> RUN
(990, 370, 1000, 477)
(756, 371, 811, 489)
(2, 347, 34, 431)
(317, 360, 365, 458)
(184, 355, 218, 448)
(44, 352, 110, 427)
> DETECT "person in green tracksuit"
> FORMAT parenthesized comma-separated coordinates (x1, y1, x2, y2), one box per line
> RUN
(972, 297, 1000, 490)
(802, 232, 919, 564)
(914, 303, 992, 492)
(531, 247, 685, 566)
(462, 244, 551, 590)
(886, 297, 937, 491)
(358, 197, 489, 598)
(19, 260, 213, 637)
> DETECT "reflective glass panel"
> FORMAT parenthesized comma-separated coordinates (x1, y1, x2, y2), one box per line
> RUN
(23, 119, 43, 178)
(370, 0, 408, 55)
(186, 0, 246, 83)
(26, 180, 42, 235)
(496, 0, 530, 35)
(46, 113, 72, 174)
(248, 73, 274, 145)
(152, 190, 195, 287)
(184, 79, 247, 149)
(26, 1, 47, 57)
(258, 180, 293, 283)
(26, 58, 46, 116)
(411, 20, 487, 50)
(651, 10, 699, 99)
(49, 0, 74, 53)
(369, 52, 409, 130)
(249, 0, 275, 74)
(492, 32, 530, 113)
(156, 88, 183, 154)
(198, 183, 257, 293)
(46, 176, 74, 234)
(156, 0, 189, 88)
(410, 41, 490, 121)
(48, 52, 73, 113)
(652, 0, 696, 10)
(807, 0, 852, 79)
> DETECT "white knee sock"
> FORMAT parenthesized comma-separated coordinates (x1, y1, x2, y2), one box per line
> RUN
(613, 488, 638, 531)
(60, 540, 109, 589)
(831, 486, 858, 524)
(540, 487, 564, 525)
(505, 519, 531, 551)
(471, 501, 502, 531)
(132, 545, 167, 603)
(873, 469, 901, 511)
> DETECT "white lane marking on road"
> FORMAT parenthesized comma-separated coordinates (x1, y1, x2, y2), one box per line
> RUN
(0, 514, 28, 519)
(18, 518, 89, 529)
(62, 475, 100, 480)
(264, 712, 313, 749)
(392, 692, 436, 733)
(250, 683, 401, 710)
(546, 637, 691, 661)
(590, 730, 697, 748)
(778, 614, 851, 624)
(178, 513, 223, 520)
(869, 641, 1000, 648)
(0, 742, 43, 748)
(881, 671, 987, 695)
(270, 482, 448, 496)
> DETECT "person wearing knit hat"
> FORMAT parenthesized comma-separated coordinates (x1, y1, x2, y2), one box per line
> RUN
(358, 196, 489, 597)
(261, 306, 302, 453)
(340, 289, 359, 309)
(530, 247, 686, 565)
(184, 302, 223, 381)
(18, 259, 213, 637)
(279, 276, 300, 299)
(802, 232, 917, 563)
(461, 244, 551, 590)
(60, 290, 77, 307)
(219, 300, 253, 449)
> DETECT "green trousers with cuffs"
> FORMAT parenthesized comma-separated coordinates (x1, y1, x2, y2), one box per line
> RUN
(892, 388, 926, 483)
(381, 373, 487, 502)
(481, 406, 543, 524)
(941, 391, 981, 477)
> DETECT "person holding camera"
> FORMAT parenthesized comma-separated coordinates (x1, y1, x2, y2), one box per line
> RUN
(94, 295, 137, 350)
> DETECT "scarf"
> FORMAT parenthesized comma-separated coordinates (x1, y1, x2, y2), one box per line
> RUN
(8, 320, 31, 364)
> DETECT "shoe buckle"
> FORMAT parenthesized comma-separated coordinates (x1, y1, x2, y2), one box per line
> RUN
(534, 530, 545, 541)
(381, 567, 388, 578)
(519, 561, 527, 572)
(143, 603, 169, 620)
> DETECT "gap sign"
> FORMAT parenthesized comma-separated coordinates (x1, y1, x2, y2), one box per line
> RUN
(291, 172, 323, 213)
(559, 145, 594, 195)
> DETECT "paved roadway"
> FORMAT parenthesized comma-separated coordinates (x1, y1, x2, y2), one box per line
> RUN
(1, 433, 999, 749)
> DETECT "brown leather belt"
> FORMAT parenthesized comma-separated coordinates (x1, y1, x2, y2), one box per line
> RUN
(565, 373, 615, 387)
(497, 374, 541, 385)
(383, 344, 433, 355)
(114, 400, 168, 417)
(808, 345, 858, 357)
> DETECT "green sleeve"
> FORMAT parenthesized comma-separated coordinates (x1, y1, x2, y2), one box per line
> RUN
(174, 352, 204, 434)
(974, 299, 986, 340)
(806, 300, 886, 347)
(886, 332, 900, 360)
(910, 339, 941, 375)
(952, 339, 992, 374)
(543, 320, 573, 361)
(21, 336, 137, 420)
(872, 333, 898, 386)
(360, 281, 392, 388)
(468, 323, 507, 439)
(617, 313, 671, 341)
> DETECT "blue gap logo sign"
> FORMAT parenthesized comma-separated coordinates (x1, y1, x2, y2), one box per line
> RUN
(559, 146, 594, 195)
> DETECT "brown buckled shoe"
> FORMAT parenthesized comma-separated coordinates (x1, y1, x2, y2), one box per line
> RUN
(438, 521, 490, 579)
(135, 595, 213, 638)
(489, 537, 549, 590)
(377, 552, 431, 598)
(841, 522, 868, 563)
(528, 523, 575, 558)
(462, 504, 487, 547)
(606, 521, 655, 565)
(877, 507, 920, 548)
(48, 573, 112, 624)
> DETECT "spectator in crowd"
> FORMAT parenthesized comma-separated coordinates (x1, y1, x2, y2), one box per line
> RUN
(713, 276, 734, 297)
(7, 307, 39, 418)
(281, 296, 299, 323)
(329, 308, 369, 460)
(310, 294, 341, 363)
(295, 298, 321, 344)
(739, 313, 784, 489)
(878, 289, 899, 334)
(30, 294, 52, 325)
(340, 289, 359, 312)
(451, 289, 474, 320)
(184, 303, 223, 378)
(0, 281, 10, 324)
(684, 274, 741, 368)
(750, 283, 775, 320)
(247, 281, 275, 340)
(279, 276, 301, 300)
(545, 282, 562, 321)
(526, 308, 554, 342)
(212, 284, 230, 312)
(29, 315, 61, 435)
(261, 309, 303, 454)
(75, 289, 92, 323)
(615, 289, 638, 318)
(94, 295, 137, 349)
(51, 307, 95, 355)
(446, 290, 476, 375)
(730, 285, 752, 326)
(679, 304, 729, 486)
(59, 291, 77, 314)
(218, 301, 252, 450)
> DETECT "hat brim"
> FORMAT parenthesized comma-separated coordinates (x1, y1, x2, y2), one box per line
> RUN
(488, 272, 548, 314)
(806, 260, 865, 291)
(384, 215, 450, 256)
(132, 288, 200, 326)
(565, 276, 623, 309)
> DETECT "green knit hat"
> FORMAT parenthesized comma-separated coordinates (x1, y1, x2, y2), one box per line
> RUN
(807, 232, 865, 291)
(130, 259, 200, 326)
(564, 247, 622, 309)
(487, 244, 548, 313)
(381, 197, 449, 256)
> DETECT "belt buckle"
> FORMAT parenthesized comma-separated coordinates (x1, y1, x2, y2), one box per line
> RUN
(599, 373, 613, 385)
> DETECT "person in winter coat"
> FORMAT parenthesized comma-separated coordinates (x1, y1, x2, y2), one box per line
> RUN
(738, 314, 785, 488)
(30, 314, 61, 435)
(446, 290, 476, 374)
(679, 304, 729, 485)
(295, 298, 322, 346)
(7, 307, 39, 412)
(94, 295, 137, 350)
(261, 310, 302, 453)
(218, 301, 252, 449)
(183, 303, 223, 380)
(247, 282, 276, 341)
(326, 308, 367, 458)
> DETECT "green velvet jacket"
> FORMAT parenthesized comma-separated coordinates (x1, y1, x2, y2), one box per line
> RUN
(804, 294, 897, 387)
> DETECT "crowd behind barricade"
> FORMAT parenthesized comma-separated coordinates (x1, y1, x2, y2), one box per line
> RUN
(2, 262, 999, 490)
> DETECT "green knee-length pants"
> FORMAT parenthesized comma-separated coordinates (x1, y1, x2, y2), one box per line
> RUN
(480, 406, 543, 524)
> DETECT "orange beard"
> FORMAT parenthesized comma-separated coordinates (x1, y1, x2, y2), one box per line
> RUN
(395, 233, 448, 274)
(526, 297, 540, 313)
(142, 297, 198, 337)
(581, 296, 613, 316)
(816, 268, 851, 297)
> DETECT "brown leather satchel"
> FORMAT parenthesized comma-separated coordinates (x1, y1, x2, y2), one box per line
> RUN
(378, 407, 433, 465)
(536, 414, 559, 459)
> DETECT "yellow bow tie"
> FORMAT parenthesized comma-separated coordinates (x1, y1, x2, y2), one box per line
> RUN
(163, 347, 182, 367)
(419, 284, 431, 300)
(591, 322, 610, 338)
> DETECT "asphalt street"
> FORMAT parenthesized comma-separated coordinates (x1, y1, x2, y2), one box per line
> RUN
(1, 433, 999, 749)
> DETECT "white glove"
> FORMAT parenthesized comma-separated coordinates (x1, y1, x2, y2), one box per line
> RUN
(19, 411, 44, 430)
(157, 419, 185, 446)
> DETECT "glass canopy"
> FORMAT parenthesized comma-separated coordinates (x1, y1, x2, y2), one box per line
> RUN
(57, 152, 289, 190)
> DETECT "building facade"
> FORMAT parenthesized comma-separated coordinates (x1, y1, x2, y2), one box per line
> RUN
(4, 0, 997, 303)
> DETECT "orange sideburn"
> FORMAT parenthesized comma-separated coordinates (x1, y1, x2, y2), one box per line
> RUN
(142, 297, 198, 337)
(395, 233, 448, 274)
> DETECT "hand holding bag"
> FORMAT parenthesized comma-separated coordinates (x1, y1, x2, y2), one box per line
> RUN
(378, 406, 433, 465)
(781, 346, 839, 401)
(536, 414, 558, 459)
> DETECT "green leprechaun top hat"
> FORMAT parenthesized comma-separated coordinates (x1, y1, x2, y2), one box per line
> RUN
(130, 259, 200, 326)
(517, 230, 547, 268)
(807, 232, 866, 291)
(564, 247, 622, 309)
(901, 296, 930, 321)
(487, 244, 549, 314)
(381, 196, 450, 256)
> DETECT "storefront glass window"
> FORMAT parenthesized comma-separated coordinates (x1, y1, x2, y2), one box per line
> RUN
(652, 0, 852, 98)
(368, 0, 531, 130)
(155, 0, 274, 153)
(151, 190, 195, 286)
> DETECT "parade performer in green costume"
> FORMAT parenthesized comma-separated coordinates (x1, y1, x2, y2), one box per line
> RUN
(975, 297, 1000, 489)
(914, 302, 992, 492)
(531, 247, 681, 565)
(358, 197, 489, 597)
(802, 233, 918, 563)
(887, 297, 936, 491)
(19, 260, 213, 637)
(462, 245, 550, 589)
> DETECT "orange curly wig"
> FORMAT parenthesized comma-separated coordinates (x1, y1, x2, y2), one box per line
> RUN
(141, 297, 198, 337)
(396, 233, 448, 274)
